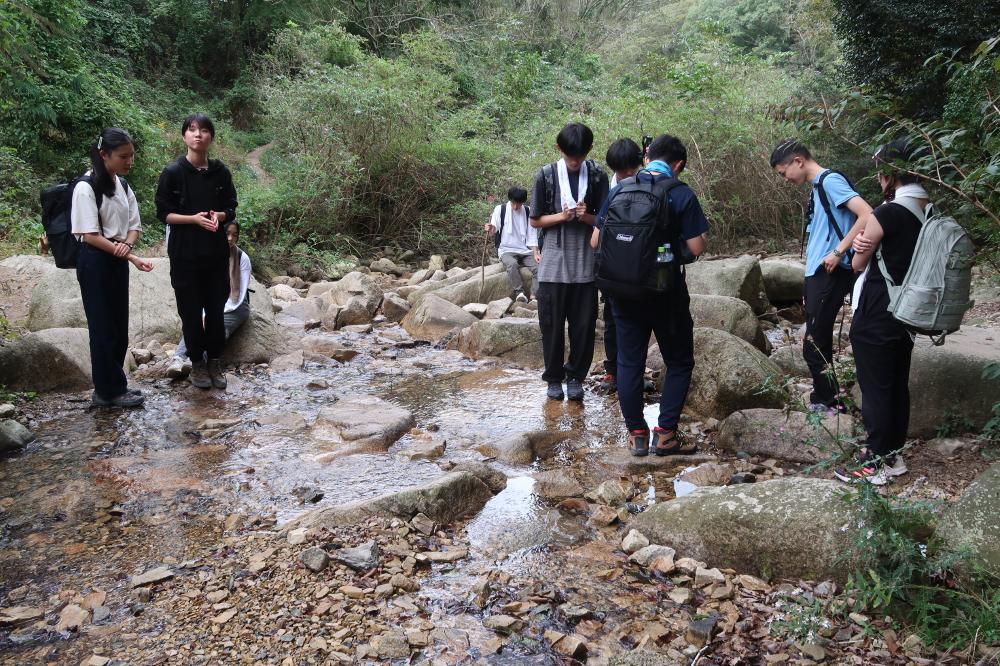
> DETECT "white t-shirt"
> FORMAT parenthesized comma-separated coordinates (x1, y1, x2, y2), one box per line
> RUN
(489, 203, 537, 256)
(70, 174, 141, 241)
(226, 250, 252, 313)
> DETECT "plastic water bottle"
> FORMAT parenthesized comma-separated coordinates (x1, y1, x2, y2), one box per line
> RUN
(656, 244, 674, 291)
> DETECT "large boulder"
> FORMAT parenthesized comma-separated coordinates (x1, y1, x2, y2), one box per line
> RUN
(432, 271, 514, 309)
(0, 255, 60, 327)
(770, 344, 810, 377)
(452, 318, 543, 367)
(907, 328, 1000, 438)
(0, 419, 35, 452)
(0, 328, 92, 392)
(288, 466, 502, 531)
(401, 294, 477, 342)
(309, 395, 415, 458)
(938, 462, 1000, 575)
(316, 271, 383, 318)
(648, 328, 784, 420)
(630, 477, 860, 582)
(760, 258, 805, 302)
(685, 256, 770, 315)
(224, 279, 298, 364)
(717, 408, 858, 463)
(690, 294, 769, 353)
(406, 266, 495, 305)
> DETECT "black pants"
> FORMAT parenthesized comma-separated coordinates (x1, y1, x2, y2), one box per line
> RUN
(171, 259, 230, 361)
(601, 290, 618, 376)
(850, 335, 913, 458)
(612, 289, 694, 431)
(77, 244, 130, 399)
(803, 267, 855, 405)
(536, 281, 598, 383)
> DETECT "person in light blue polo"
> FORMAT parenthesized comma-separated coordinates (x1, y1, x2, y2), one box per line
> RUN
(771, 139, 872, 410)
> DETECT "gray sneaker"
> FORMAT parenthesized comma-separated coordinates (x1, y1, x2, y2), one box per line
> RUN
(207, 358, 227, 390)
(566, 378, 584, 401)
(92, 391, 145, 408)
(190, 360, 212, 389)
(166, 356, 191, 379)
(546, 382, 565, 400)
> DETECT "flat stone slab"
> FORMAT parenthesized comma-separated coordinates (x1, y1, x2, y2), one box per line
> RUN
(607, 449, 719, 474)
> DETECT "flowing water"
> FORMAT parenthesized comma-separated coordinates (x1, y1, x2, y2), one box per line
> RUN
(0, 323, 715, 663)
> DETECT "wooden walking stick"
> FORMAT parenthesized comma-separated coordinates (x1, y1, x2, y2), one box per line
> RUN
(478, 227, 490, 303)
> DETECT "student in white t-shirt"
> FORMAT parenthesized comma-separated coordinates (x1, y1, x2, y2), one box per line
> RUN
(70, 128, 154, 408)
(485, 186, 538, 302)
(167, 222, 252, 378)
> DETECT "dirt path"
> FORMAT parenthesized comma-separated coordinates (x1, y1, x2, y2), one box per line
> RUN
(246, 141, 275, 186)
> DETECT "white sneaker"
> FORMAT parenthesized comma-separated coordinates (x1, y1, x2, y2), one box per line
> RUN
(884, 454, 907, 477)
(165, 356, 191, 379)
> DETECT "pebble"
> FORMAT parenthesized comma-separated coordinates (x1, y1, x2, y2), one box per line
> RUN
(334, 541, 379, 571)
(287, 528, 308, 546)
(694, 567, 726, 587)
(621, 529, 650, 554)
(299, 547, 330, 573)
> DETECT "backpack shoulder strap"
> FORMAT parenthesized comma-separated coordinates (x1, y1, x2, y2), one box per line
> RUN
(541, 163, 556, 213)
(80, 174, 107, 237)
(815, 169, 845, 242)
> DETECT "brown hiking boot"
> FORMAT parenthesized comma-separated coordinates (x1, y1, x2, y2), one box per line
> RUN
(207, 358, 227, 390)
(629, 429, 650, 457)
(190, 360, 211, 389)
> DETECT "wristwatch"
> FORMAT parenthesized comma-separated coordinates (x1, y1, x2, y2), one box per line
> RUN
(831, 248, 844, 258)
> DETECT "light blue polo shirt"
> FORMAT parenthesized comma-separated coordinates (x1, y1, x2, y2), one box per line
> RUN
(805, 171, 860, 277)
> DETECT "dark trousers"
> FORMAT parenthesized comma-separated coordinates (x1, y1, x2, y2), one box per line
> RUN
(612, 290, 695, 432)
(803, 267, 855, 405)
(77, 244, 130, 399)
(851, 332, 914, 458)
(171, 260, 230, 361)
(536, 281, 597, 383)
(601, 291, 617, 376)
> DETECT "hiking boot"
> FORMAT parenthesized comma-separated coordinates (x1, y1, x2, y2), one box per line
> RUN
(546, 382, 565, 400)
(208, 359, 227, 390)
(515, 291, 528, 303)
(652, 427, 697, 456)
(166, 356, 191, 379)
(91, 391, 145, 408)
(566, 378, 584, 401)
(190, 360, 211, 389)
(629, 429, 650, 457)
(596, 373, 617, 393)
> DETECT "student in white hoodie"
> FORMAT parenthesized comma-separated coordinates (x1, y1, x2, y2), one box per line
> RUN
(485, 186, 538, 302)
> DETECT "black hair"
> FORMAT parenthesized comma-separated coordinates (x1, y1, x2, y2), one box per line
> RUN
(507, 186, 528, 203)
(556, 123, 594, 158)
(224, 221, 240, 235)
(646, 134, 687, 165)
(182, 113, 215, 138)
(89, 128, 134, 197)
(874, 138, 920, 193)
(769, 138, 811, 168)
(606, 138, 643, 173)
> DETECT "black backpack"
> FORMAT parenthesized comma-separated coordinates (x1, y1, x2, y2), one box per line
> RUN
(595, 171, 683, 300)
(40, 175, 130, 269)
(494, 203, 531, 251)
(537, 159, 603, 251)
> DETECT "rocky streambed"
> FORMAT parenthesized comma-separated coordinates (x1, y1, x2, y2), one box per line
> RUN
(1, 252, 999, 665)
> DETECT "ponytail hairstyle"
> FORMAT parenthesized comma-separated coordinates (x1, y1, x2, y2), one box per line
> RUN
(873, 137, 919, 201)
(89, 128, 134, 197)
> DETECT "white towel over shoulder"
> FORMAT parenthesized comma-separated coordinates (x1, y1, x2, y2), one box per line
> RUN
(556, 158, 588, 213)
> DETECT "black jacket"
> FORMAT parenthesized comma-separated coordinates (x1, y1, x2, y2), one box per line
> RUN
(155, 156, 237, 263)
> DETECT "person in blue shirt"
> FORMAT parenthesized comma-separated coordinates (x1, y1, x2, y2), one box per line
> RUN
(591, 134, 709, 456)
(770, 139, 872, 411)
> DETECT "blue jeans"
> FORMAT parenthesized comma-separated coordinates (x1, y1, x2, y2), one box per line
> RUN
(76, 243, 130, 399)
(612, 288, 695, 432)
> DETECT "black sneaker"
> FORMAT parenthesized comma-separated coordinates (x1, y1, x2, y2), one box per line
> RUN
(566, 378, 584, 401)
(546, 382, 565, 400)
(92, 391, 145, 408)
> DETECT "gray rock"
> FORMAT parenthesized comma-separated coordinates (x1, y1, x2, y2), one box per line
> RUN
(430, 269, 447, 281)
(224, 277, 297, 364)
(939, 462, 1000, 575)
(428, 255, 446, 272)
(130, 566, 174, 588)
(462, 303, 488, 319)
(333, 540, 379, 571)
(316, 271, 383, 318)
(370, 257, 404, 277)
(335, 296, 373, 327)
(299, 546, 330, 572)
(682, 328, 786, 420)
(269, 284, 301, 301)
(771, 344, 810, 377)
(484, 297, 513, 320)
(690, 294, 770, 353)
(401, 294, 477, 342)
(290, 470, 498, 531)
(717, 408, 858, 463)
(405, 438, 446, 460)
(929, 437, 975, 456)
(628, 544, 676, 567)
(371, 629, 410, 659)
(907, 328, 1000, 438)
(301, 336, 359, 363)
(760, 258, 805, 302)
(406, 264, 500, 306)
(450, 461, 509, 494)
(381, 293, 411, 322)
(269, 350, 304, 372)
(0, 328, 92, 392)
(621, 529, 650, 554)
(685, 256, 771, 314)
(630, 477, 861, 582)
(310, 395, 414, 458)
(0, 404, 15, 419)
(453, 317, 543, 368)
(0, 420, 34, 452)
(532, 469, 584, 499)
(278, 296, 324, 322)
(589, 479, 636, 506)
(408, 269, 433, 286)
(609, 649, 683, 666)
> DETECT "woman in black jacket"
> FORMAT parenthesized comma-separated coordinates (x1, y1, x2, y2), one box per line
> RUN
(155, 113, 238, 390)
